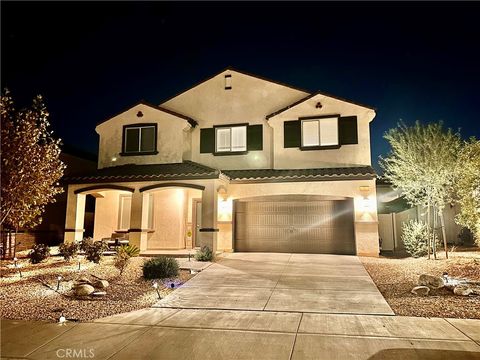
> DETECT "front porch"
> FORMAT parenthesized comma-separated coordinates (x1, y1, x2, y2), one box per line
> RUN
(64, 178, 229, 254)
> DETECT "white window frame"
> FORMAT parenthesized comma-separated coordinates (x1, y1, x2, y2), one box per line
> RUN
(215, 125, 247, 153)
(124, 125, 156, 153)
(301, 117, 339, 147)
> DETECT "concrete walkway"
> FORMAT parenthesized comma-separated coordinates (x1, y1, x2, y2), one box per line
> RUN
(154, 253, 394, 315)
(2, 253, 480, 359)
(2, 312, 479, 359)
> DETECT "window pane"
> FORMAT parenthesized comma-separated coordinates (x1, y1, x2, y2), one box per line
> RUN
(119, 196, 132, 230)
(125, 128, 140, 152)
(302, 120, 320, 147)
(141, 126, 155, 152)
(319, 118, 338, 146)
(216, 128, 231, 152)
(231, 126, 247, 151)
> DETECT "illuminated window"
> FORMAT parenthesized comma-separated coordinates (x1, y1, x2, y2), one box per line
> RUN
(123, 124, 157, 154)
(215, 125, 247, 152)
(301, 117, 338, 147)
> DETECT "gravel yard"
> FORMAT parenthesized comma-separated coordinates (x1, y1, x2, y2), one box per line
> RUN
(361, 247, 480, 319)
(0, 254, 194, 322)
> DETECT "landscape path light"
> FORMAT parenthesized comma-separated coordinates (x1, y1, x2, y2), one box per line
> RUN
(153, 282, 161, 299)
(13, 257, 22, 278)
(56, 275, 62, 290)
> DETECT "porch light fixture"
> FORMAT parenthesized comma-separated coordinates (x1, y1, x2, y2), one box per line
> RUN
(153, 282, 161, 299)
(362, 197, 373, 211)
(56, 276, 62, 290)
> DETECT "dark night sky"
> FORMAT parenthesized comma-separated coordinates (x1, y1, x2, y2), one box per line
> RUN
(2, 1, 479, 172)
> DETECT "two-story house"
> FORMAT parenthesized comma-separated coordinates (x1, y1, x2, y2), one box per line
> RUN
(64, 68, 379, 256)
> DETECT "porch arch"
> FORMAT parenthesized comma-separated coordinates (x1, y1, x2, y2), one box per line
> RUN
(139, 182, 205, 193)
(74, 184, 135, 194)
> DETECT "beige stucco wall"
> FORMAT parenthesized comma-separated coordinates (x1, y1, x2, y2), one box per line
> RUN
(161, 70, 309, 170)
(93, 191, 123, 240)
(269, 94, 376, 168)
(95, 103, 191, 169)
(148, 189, 187, 249)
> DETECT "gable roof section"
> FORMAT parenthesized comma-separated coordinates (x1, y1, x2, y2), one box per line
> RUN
(159, 66, 311, 105)
(266, 91, 376, 120)
(64, 161, 218, 184)
(96, 100, 198, 128)
(222, 166, 376, 183)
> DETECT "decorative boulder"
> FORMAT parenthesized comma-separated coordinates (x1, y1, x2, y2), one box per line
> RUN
(75, 284, 95, 297)
(75, 276, 92, 285)
(418, 274, 444, 289)
(93, 279, 109, 289)
(411, 286, 430, 296)
(454, 285, 473, 296)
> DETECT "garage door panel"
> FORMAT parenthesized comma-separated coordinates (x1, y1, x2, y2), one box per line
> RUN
(235, 197, 355, 254)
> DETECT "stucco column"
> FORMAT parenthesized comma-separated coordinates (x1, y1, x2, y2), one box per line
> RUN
(199, 182, 218, 253)
(129, 190, 148, 251)
(64, 187, 86, 243)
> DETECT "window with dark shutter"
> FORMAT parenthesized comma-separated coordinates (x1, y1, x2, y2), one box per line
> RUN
(200, 128, 215, 153)
(339, 116, 358, 145)
(247, 124, 263, 151)
(122, 124, 158, 155)
(284, 120, 301, 148)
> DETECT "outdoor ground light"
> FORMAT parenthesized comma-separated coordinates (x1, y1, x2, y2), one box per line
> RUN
(56, 275, 62, 290)
(153, 282, 161, 299)
(13, 257, 22, 278)
(443, 272, 449, 284)
(58, 314, 66, 324)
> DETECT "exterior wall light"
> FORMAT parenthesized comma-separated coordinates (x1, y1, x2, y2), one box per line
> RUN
(362, 197, 373, 211)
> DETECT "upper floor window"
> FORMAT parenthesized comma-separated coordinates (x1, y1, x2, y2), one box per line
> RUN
(215, 125, 247, 153)
(301, 117, 338, 148)
(122, 124, 158, 155)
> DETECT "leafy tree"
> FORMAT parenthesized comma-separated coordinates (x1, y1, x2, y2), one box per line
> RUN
(455, 138, 480, 244)
(380, 121, 462, 259)
(0, 90, 65, 258)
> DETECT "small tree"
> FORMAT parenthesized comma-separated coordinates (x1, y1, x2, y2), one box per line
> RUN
(380, 121, 462, 259)
(455, 138, 480, 245)
(1, 90, 65, 258)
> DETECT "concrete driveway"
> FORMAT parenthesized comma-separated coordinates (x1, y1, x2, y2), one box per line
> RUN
(154, 252, 394, 315)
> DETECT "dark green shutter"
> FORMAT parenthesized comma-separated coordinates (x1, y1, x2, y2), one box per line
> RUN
(200, 128, 215, 153)
(247, 124, 263, 151)
(284, 120, 301, 148)
(339, 116, 358, 145)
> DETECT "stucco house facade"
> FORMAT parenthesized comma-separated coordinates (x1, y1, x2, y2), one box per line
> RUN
(64, 68, 380, 256)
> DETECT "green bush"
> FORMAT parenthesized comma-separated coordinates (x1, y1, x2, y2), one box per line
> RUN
(402, 220, 429, 258)
(58, 242, 79, 261)
(29, 244, 50, 264)
(80, 237, 108, 263)
(194, 245, 213, 261)
(114, 245, 140, 275)
(143, 256, 179, 279)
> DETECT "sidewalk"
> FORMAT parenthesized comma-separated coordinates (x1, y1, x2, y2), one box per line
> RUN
(2, 310, 479, 359)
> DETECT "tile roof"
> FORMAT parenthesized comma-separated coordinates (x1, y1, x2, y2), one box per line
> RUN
(65, 161, 219, 184)
(221, 166, 376, 183)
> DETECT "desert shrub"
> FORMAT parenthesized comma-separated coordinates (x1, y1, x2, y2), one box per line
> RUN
(114, 245, 140, 275)
(28, 243, 50, 264)
(194, 245, 213, 261)
(80, 237, 108, 263)
(58, 242, 79, 261)
(402, 220, 429, 258)
(143, 256, 179, 279)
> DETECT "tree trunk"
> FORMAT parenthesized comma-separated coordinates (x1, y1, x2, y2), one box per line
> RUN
(440, 211, 448, 259)
(427, 204, 431, 260)
(432, 207, 437, 260)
